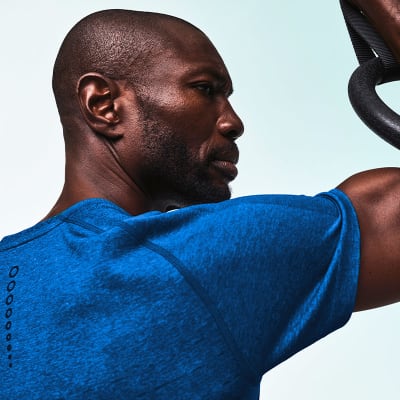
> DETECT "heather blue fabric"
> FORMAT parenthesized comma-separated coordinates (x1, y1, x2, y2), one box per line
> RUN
(0, 189, 359, 399)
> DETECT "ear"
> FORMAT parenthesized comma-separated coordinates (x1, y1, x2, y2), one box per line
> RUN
(77, 73, 123, 139)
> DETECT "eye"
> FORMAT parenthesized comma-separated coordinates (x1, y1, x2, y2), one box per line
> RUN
(194, 82, 215, 96)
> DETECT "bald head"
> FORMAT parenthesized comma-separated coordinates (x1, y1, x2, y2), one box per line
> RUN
(47, 9, 242, 216)
(52, 9, 208, 119)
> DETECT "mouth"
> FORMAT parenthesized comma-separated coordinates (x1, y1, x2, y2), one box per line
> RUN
(210, 159, 238, 182)
(208, 144, 239, 182)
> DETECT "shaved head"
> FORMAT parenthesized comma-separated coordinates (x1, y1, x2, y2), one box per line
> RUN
(48, 8, 243, 216)
(52, 9, 207, 119)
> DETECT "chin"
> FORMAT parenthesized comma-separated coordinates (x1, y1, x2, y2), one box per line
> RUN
(187, 183, 232, 206)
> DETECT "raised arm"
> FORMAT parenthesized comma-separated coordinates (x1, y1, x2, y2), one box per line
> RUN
(338, 168, 400, 311)
(340, 1, 400, 311)
(349, 0, 400, 61)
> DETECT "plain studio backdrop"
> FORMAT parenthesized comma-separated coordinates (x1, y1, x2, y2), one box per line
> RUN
(1, 1, 399, 399)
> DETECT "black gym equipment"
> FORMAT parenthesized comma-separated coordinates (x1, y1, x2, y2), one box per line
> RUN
(340, 0, 400, 149)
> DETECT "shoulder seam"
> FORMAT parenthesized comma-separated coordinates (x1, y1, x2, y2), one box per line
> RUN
(59, 216, 105, 234)
(0, 221, 64, 251)
(141, 238, 260, 383)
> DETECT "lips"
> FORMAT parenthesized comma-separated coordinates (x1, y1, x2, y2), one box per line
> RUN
(210, 159, 238, 181)
(209, 146, 239, 181)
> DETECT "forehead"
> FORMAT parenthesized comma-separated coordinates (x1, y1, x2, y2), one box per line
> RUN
(146, 23, 232, 86)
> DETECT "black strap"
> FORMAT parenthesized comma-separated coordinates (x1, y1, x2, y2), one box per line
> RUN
(340, 0, 400, 82)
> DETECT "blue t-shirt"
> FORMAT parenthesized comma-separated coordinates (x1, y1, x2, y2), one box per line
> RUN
(0, 189, 359, 399)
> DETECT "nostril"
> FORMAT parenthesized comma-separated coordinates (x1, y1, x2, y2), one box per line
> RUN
(227, 128, 243, 141)
(217, 111, 244, 140)
(229, 118, 244, 141)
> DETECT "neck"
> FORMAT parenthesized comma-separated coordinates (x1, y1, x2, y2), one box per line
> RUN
(44, 159, 156, 220)
(44, 124, 185, 220)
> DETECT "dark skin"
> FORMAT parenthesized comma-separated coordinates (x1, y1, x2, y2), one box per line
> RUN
(47, 3, 400, 312)
(47, 24, 243, 217)
(340, 0, 400, 311)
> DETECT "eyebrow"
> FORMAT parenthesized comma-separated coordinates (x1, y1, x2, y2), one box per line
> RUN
(185, 66, 234, 96)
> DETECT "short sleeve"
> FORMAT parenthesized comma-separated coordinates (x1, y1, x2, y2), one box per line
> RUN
(149, 189, 360, 378)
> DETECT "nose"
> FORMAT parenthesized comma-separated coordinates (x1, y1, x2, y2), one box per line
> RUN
(217, 100, 244, 140)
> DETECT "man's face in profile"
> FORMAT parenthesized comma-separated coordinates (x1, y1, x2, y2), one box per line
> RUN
(130, 32, 244, 208)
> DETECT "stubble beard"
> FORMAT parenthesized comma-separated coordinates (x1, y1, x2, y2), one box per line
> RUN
(138, 106, 231, 209)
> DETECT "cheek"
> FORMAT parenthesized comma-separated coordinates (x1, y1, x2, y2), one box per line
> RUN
(140, 89, 218, 153)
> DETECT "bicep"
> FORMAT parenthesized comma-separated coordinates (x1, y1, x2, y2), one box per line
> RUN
(337, 167, 400, 311)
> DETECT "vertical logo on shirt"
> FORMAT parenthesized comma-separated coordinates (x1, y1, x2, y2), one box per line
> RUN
(4, 265, 18, 368)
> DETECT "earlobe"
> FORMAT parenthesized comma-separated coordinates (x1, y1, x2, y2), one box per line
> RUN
(77, 73, 122, 138)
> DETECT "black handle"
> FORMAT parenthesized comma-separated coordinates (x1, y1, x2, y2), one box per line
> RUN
(348, 57, 400, 149)
(340, 0, 400, 149)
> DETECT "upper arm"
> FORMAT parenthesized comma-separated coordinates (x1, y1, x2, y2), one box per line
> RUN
(337, 167, 400, 311)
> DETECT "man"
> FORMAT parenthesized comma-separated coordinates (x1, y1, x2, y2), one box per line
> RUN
(1, 1, 399, 399)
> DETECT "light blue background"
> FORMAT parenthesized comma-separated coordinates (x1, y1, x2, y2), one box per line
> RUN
(1, 1, 399, 398)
